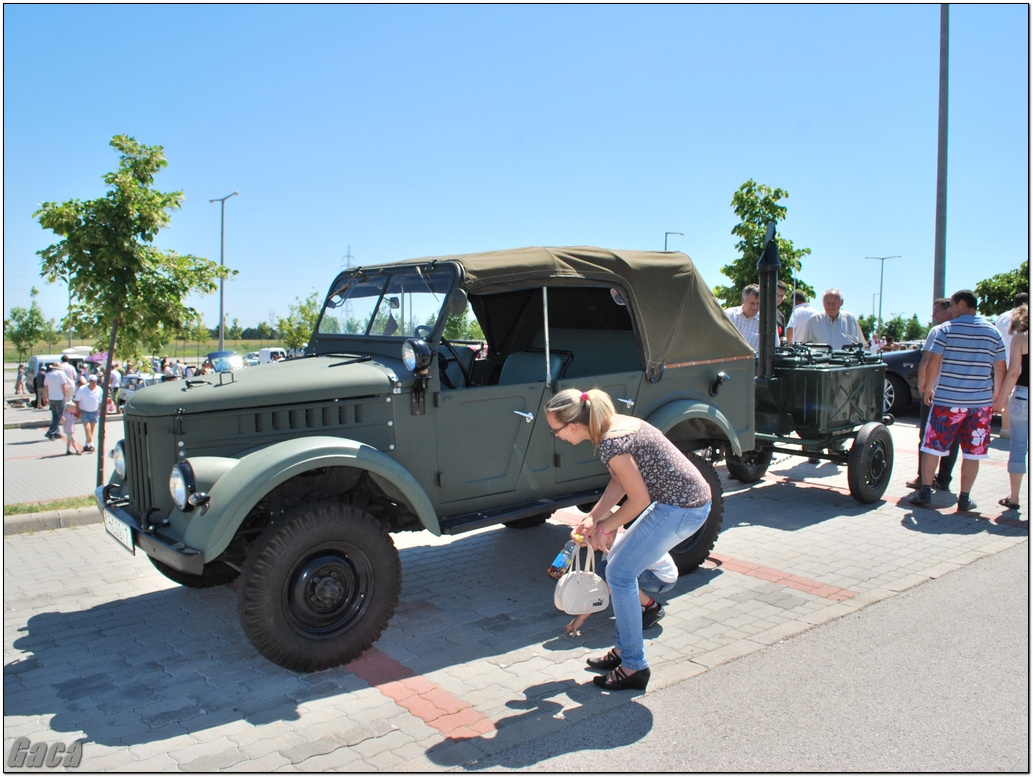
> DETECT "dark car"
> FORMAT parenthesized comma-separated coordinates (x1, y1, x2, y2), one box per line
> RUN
(881, 345, 923, 415)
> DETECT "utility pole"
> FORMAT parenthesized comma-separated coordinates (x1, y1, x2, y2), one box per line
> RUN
(933, 4, 949, 300)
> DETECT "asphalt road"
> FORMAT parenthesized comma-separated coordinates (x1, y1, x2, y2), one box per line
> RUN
(471, 542, 1029, 772)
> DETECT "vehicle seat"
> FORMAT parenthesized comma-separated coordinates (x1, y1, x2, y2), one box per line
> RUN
(442, 345, 477, 389)
(497, 350, 570, 385)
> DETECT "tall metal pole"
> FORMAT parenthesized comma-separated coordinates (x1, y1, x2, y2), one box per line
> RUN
(865, 256, 900, 337)
(209, 191, 239, 352)
(933, 4, 949, 300)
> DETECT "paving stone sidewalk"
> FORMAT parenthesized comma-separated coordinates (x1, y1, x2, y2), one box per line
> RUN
(4, 415, 1026, 771)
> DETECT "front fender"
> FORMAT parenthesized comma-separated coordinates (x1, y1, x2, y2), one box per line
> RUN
(183, 436, 439, 563)
(646, 399, 745, 457)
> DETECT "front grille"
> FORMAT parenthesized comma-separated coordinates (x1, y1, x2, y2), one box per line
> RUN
(124, 417, 153, 511)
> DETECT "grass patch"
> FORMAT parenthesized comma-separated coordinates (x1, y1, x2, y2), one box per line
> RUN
(4, 495, 96, 516)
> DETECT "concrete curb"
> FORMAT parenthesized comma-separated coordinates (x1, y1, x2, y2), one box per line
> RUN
(3, 505, 103, 536)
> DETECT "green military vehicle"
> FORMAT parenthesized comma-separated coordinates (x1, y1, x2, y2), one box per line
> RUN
(98, 246, 758, 671)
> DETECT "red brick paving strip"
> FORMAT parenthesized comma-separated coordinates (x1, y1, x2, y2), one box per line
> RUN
(346, 648, 496, 737)
(707, 553, 858, 601)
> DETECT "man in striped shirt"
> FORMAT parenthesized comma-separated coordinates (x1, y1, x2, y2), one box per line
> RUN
(911, 290, 1006, 512)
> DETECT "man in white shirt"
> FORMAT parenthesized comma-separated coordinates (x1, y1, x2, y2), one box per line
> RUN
(44, 365, 73, 439)
(796, 289, 868, 349)
(785, 291, 817, 345)
(724, 284, 778, 353)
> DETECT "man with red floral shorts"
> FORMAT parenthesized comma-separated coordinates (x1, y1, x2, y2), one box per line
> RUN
(911, 290, 1006, 512)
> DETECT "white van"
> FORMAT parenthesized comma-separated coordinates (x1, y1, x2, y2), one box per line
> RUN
(258, 347, 287, 364)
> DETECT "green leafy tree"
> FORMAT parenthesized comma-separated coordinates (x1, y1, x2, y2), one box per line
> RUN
(188, 316, 210, 361)
(228, 317, 243, 347)
(903, 315, 926, 341)
(974, 260, 1028, 317)
(41, 318, 61, 350)
(256, 321, 273, 347)
(5, 287, 47, 359)
(278, 292, 320, 352)
(443, 312, 485, 341)
(716, 180, 814, 314)
(34, 134, 232, 485)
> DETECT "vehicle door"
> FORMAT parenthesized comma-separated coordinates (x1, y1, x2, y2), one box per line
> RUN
(433, 380, 546, 504)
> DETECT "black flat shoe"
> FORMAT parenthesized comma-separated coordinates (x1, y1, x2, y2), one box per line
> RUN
(587, 648, 622, 671)
(593, 665, 649, 691)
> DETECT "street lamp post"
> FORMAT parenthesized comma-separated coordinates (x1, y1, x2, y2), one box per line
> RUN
(210, 191, 239, 352)
(864, 255, 900, 339)
(664, 232, 683, 252)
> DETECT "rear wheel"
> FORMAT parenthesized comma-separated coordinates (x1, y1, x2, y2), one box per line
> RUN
(884, 373, 909, 416)
(237, 503, 400, 672)
(847, 422, 894, 504)
(666, 452, 724, 576)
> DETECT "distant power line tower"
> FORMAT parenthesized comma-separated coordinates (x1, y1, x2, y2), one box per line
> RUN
(340, 245, 356, 321)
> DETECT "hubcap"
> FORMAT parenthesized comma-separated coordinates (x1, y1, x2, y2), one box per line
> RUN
(287, 551, 370, 634)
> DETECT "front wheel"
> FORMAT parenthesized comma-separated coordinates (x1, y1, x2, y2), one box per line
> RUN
(667, 453, 724, 576)
(237, 503, 400, 672)
(847, 422, 894, 504)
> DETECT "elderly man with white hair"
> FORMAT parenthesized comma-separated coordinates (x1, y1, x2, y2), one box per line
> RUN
(796, 289, 868, 349)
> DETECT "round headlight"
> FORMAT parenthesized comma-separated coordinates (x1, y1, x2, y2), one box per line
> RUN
(113, 441, 126, 479)
(169, 462, 196, 511)
(403, 338, 433, 373)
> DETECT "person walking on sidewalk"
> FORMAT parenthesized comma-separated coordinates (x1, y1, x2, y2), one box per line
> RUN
(545, 388, 712, 692)
(910, 290, 1006, 512)
(74, 374, 104, 452)
(906, 298, 959, 492)
(61, 403, 83, 455)
(15, 363, 27, 395)
(993, 303, 1028, 511)
(44, 364, 73, 439)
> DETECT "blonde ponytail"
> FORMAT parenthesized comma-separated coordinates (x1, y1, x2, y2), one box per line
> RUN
(545, 388, 615, 445)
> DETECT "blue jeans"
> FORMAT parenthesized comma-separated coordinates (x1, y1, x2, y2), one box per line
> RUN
(604, 500, 711, 671)
(47, 399, 65, 437)
(1007, 387, 1028, 475)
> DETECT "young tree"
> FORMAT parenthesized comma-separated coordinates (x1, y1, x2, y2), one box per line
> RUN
(34, 134, 232, 486)
(278, 293, 320, 353)
(228, 318, 243, 347)
(974, 260, 1029, 317)
(5, 287, 47, 359)
(256, 321, 273, 348)
(715, 179, 814, 311)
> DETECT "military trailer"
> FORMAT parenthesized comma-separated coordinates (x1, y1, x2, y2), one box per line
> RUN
(98, 246, 759, 671)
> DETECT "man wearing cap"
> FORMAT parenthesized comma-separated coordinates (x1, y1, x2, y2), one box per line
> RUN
(74, 374, 104, 452)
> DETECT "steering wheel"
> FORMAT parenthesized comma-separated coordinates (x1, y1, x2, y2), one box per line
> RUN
(438, 336, 473, 387)
(414, 325, 433, 339)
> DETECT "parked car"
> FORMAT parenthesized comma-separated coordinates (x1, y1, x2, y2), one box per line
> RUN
(206, 351, 245, 372)
(117, 374, 163, 408)
(881, 345, 923, 416)
(258, 347, 287, 364)
(99, 246, 756, 672)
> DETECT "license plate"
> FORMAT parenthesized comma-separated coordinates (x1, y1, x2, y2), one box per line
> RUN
(104, 511, 135, 554)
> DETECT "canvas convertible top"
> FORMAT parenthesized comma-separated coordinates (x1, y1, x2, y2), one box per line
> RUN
(413, 246, 754, 380)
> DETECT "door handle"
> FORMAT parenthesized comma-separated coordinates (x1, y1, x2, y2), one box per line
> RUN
(513, 411, 534, 422)
(617, 397, 635, 408)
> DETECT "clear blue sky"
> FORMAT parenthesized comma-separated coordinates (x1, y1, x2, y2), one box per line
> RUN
(3, 4, 1028, 337)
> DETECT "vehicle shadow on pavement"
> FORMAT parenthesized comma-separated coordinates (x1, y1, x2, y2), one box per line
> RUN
(424, 685, 654, 769)
(3, 522, 708, 749)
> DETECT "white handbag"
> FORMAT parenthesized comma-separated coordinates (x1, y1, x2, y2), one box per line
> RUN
(554, 545, 610, 615)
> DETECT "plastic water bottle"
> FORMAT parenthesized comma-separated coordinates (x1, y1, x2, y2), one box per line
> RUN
(547, 534, 583, 579)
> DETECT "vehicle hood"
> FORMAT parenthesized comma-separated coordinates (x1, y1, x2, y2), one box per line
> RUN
(126, 356, 400, 416)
